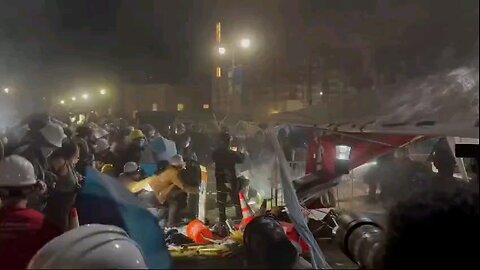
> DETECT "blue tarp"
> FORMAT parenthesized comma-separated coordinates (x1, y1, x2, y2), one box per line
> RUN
(76, 168, 172, 269)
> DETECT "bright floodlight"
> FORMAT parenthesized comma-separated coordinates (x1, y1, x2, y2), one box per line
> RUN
(71, 96, 77, 101)
(82, 93, 89, 100)
(218, 47, 226, 55)
(3, 88, 9, 94)
(336, 145, 352, 161)
(240, 38, 251, 49)
(60, 100, 65, 105)
(100, 89, 107, 95)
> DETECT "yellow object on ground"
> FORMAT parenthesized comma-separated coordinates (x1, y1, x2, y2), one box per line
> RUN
(169, 244, 233, 258)
(229, 231, 244, 243)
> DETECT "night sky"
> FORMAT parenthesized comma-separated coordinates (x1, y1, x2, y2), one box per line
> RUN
(0, 0, 478, 98)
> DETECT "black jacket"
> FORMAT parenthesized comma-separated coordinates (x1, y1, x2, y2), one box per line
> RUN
(212, 146, 245, 185)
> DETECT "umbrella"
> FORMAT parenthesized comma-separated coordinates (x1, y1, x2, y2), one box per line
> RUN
(150, 136, 177, 162)
(76, 168, 172, 269)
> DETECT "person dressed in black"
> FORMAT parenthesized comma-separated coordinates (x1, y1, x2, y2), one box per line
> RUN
(172, 123, 190, 156)
(363, 153, 395, 204)
(385, 147, 432, 207)
(212, 132, 245, 223)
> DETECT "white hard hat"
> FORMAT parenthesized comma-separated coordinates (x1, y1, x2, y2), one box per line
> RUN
(40, 122, 66, 148)
(93, 128, 109, 139)
(27, 224, 147, 269)
(123, 162, 140, 173)
(95, 138, 110, 153)
(169, 154, 185, 167)
(0, 155, 37, 187)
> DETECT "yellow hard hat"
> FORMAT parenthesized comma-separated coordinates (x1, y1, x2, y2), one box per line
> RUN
(129, 129, 145, 141)
(101, 164, 115, 174)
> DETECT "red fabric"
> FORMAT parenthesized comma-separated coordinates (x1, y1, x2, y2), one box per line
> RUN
(305, 139, 321, 174)
(320, 133, 415, 174)
(0, 207, 62, 269)
(306, 132, 416, 179)
(280, 222, 309, 253)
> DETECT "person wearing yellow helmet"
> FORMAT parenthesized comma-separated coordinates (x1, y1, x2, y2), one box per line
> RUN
(100, 164, 115, 176)
(125, 130, 146, 164)
(128, 129, 146, 142)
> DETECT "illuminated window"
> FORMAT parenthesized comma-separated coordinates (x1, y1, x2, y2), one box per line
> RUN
(336, 145, 352, 161)
(152, 103, 158, 111)
(177, 103, 184, 111)
(203, 104, 210, 109)
(216, 22, 221, 44)
(216, 67, 222, 78)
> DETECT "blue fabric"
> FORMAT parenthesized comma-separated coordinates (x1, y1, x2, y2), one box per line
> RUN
(140, 163, 157, 177)
(151, 137, 177, 162)
(150, 137, 166, 154)
(76, 168, 172, 269)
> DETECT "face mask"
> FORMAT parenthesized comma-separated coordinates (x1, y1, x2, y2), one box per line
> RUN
(41, 147, 55, 158)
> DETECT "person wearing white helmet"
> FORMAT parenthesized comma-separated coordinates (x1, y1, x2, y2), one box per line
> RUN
(13, 120, 66, 210)
(28, 224, 148, 269)
(14, 121, 66, 169)
(147, 154, 198, 227)
(118, 162, 144, 187)
(0, 155, 62, 269)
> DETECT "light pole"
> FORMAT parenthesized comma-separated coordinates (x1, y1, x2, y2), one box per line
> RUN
(216, 37, 252, 114)
(218, 37, 251, 68)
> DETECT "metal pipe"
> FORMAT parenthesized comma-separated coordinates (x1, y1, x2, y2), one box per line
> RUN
(333, 211, 385, 269)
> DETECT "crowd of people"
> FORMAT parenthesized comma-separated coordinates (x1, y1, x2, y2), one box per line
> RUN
(0, 113, 270, 268)
(0, 113, 478, 269)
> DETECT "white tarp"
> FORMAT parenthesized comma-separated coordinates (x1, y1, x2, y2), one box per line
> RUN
(267, 128, 330, 269)
(269, 60, 479, 139)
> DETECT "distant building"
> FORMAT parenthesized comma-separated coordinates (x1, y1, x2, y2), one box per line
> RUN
(122, 83, 209, 118)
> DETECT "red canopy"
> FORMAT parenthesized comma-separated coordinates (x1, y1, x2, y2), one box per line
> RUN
(307, 132, 418, 179)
